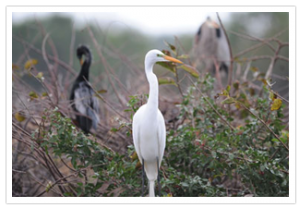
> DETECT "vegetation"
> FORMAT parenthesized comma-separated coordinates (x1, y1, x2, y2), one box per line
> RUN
(12, 13, 289, 197)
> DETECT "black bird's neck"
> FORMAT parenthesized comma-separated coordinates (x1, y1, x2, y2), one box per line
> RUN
(77, 61, 90, 82)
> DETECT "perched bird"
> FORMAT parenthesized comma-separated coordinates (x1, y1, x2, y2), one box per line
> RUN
(132, 49, 182, 197)
(70, 45, 99, 134)
(194, 17, 230, 75)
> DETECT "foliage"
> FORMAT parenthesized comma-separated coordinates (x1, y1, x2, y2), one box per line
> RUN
(28, 68, 288, 197)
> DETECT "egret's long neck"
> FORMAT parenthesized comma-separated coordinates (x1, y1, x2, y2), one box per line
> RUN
(145, 61, 158, 111)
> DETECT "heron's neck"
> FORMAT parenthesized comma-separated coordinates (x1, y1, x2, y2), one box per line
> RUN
(145, 62, 158, 111)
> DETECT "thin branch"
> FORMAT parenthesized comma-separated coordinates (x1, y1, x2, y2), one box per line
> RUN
(276, 55, 289, 62)
(265, 45, 281, 79)
(187, 76, 235, 131)
(83, 77, 129, 122)
(238, 102, 289, 151)
(13, 35, 77, 76)
(35, 173, 77, 197)
(174, 67, 183, 97)
(203, 96, 235, 131)
(228, 30, 276, 52)
(86, 25, 126, 108)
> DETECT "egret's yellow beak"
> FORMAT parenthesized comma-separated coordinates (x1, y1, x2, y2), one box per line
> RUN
(80, 58, 84, 66)
(163, 55, 182, 64)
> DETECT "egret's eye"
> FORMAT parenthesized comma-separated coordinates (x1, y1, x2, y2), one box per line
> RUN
(157, 54, 164, 57)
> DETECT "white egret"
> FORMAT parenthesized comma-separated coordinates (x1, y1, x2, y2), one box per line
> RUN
(70, 45, 99, 134)
(194, 17, 230, 75)
(132, 49, 182, 197)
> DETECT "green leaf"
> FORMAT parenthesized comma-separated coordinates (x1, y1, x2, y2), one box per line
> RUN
(36, 72, 44, 79)
(12, 63, 20, 70)
(164, 41, 176, 54)
(228, 153, 234, 160)
(226, 85, 231, 93)
(250, 66, 258, 72)
(71, 157, 77, 169)
(15, 112, 26, 122)
(24, 59, 38, 70)
(179, 64, 199, 78)
(271, 98, 282, 111)
(177, 54, 189, 59)
(260, 164, 265, 172)
(97, 89, 107, 94)
(29, 91, 39, 99)
(181, 182, 189, 187)
(158, 77, 177, 86)
(156, 62, 176, 73)
(233, 81, 239, 90)
(211, 151, 217, 158)
(41, 92, 48, 97)
(220, 89, 229, 97)
(221, 97, 236, 105)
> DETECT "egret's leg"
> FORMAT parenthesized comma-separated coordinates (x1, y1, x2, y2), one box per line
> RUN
(157, 157, 161, 197)
(142, 158, 145, 197)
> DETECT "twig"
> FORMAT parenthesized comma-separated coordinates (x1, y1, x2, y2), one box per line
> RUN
(276, 55, 289, 62)
(228, 30, 276, 52)
(13, 35, 77, 76)
(233, 28, 288, 60)
(35, 173, 77, 197)
(203, 96, 235, 131)
(174, 36, 192, 66)
(174, 67, 183, 97)
(213, 57, 223, 90)
(69, 22, 76, 67)
(41, 33, 60, 104)
(86, 25, 126, 108)
(12, 169, 26, 174)
(36, 18, 59, 75)
(265, 45, 281, 79)
(83, 77, 129, 121)
(187, 76, 235, 131)
(238, 102, 289, 151)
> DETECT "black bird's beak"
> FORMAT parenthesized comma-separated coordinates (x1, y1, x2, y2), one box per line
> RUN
(80, 58, 84, 66)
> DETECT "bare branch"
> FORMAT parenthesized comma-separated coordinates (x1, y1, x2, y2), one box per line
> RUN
(86, 25, 126, 108)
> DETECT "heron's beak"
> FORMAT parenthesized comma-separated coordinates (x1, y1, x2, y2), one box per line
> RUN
(80, 58, 84, 66)
(163, 55, 182, 64)
(211, 21, 219, 28)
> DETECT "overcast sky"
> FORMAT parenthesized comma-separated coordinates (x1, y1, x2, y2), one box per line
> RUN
(12, 12, 230, 36)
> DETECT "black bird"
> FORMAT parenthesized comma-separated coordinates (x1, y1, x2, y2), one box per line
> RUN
(70, 45, 99, 134)
(194, 17, 230, 75)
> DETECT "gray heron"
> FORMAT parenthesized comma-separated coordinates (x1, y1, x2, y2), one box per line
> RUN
(194, 17, 230, 76)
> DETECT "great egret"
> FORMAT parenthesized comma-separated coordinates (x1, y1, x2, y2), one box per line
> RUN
(70, 45, 99, 134)
(132, 49, 182, 197)
(194, 17, 230, 75)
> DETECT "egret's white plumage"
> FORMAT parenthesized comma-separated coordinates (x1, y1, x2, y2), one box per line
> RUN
(132, 49, 182, 197)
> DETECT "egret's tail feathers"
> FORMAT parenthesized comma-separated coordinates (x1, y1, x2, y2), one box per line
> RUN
(149, 180, 155, 197)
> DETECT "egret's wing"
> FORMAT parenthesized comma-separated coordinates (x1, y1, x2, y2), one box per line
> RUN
(157, 110, 166, 167)
(74, 82, 99, 129)
(132, 105, 148, 163)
